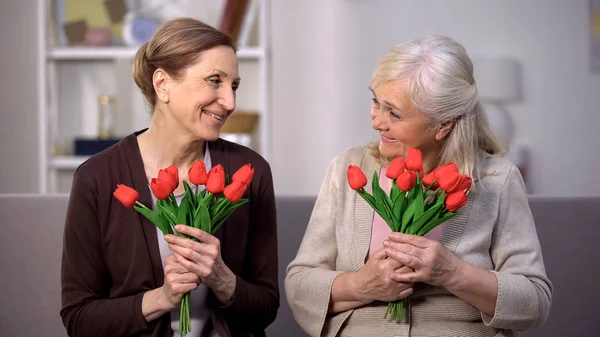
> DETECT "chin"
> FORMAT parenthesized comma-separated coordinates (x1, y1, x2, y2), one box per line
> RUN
(378, 141, 404, 159)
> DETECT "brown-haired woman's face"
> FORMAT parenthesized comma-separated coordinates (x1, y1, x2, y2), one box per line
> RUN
(168, 45, 240, 141)
(370, 80, 438, 159)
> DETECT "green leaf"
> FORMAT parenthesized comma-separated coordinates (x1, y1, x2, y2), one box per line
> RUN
(177, 196, 190, 225)
(212, 199, 248, 227)
(183, 180, 196, 208)
(416, 212, 457, 236)
(413, 180, 425, 220)
(194, 202, 211, 233)
(392, 191, 405, 232)
(372, 172, 393, 222)
(357, 189, 377, 209)
(159, 202, 178, 227)
(200, 191, 213, 207)
(209, 197, 229, 219)
(407, 203, 443, 235)
(390, 183, 400, 206)
(134, 205, 172, 235)
(400, 200, 417, 233)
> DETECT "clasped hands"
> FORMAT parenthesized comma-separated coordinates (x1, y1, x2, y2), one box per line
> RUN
(355, 232, 463, 304)
(158, 225, 236, 309)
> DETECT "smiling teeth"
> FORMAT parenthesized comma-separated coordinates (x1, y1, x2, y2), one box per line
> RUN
(203, 111, 223, 121)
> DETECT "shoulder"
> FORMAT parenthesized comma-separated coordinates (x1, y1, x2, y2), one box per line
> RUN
(477, 154, 524, 193)
(74, 132, 139, 188)
(329, 145, 370, 170)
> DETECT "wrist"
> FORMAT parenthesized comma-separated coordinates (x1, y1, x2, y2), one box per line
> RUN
(445, 258, 467, 291)
(211, 268, 237, 305)
(349, 271, 370, 304)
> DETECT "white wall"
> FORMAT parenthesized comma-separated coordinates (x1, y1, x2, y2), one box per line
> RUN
(0, 0, 40, 193)
(270, 0, 600, 196)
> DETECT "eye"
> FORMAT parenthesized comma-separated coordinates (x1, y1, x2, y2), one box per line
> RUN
(371, 97, 380, 108)
(207, 76, 222, 85)
(232, 82, 240, 92)
(389, 110, 401, 119)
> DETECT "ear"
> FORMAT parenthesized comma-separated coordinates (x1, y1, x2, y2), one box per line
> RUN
(435, 120, 454, 141)
(153, 68, 171, 103)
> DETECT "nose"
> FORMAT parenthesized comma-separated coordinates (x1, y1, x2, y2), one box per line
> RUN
(218, 87, 236, 112)
(371, 107, 387, 131)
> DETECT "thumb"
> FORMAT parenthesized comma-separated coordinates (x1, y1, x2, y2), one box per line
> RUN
(369, 247, 388, 261)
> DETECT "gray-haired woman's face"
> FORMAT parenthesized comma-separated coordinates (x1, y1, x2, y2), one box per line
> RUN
(370, 80, 440, 160)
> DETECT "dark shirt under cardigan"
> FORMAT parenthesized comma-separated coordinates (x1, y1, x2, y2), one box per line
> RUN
(60, 131, 279, 337)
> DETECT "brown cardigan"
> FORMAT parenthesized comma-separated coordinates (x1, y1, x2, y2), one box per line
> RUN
(60, 131, 279, 337)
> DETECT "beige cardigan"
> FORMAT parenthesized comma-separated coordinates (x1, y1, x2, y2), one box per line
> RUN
(285, 146, 552, 337)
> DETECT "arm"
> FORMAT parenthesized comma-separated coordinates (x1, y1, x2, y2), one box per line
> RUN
(60, 172, 155, 337)
(480, 165, 553, 329)
(217, 162, 280, 331)
(284, 158, 347, 336)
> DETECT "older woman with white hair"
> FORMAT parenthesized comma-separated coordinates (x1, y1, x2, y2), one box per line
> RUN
(285, 36, 552, 337)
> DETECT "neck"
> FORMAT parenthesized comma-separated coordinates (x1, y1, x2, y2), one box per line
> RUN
(422, 150, 440, 176)
(137, 112, 206, 173)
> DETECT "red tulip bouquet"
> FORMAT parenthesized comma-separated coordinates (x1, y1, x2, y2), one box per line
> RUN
(347, 148, 471, 322)
(113, 161, 254, 336)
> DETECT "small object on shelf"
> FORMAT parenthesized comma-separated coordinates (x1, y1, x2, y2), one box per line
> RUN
(220, 112, 259, 149)
(221, 112, 259, 134)
(122, 12, 159, 46)
(85, 27, 111, 47)
(97, 95, 115, 139)
(104, 0, 128, 24)
(74, 138, 121, 156)
(63, 20, 88, 45)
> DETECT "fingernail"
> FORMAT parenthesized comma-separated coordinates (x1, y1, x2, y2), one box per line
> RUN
(388, 233, 396, 239)
(175, 225, 184, 231)
(383, 240, 389, 247)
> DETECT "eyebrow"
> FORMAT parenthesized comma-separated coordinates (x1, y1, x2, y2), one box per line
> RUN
(368, 86, 402, 111)
(212, 69, 241, 82)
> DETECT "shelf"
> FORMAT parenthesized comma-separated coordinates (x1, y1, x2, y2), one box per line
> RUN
(49, 156, 90, 170)
(47, 46, 264, 61)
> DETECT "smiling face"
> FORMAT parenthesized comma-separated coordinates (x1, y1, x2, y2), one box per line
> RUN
(370, 80, 442, 160)
(158, 45, 240, 141)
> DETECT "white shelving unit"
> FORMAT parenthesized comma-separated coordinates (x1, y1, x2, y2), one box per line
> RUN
(37, 0, 271, 193)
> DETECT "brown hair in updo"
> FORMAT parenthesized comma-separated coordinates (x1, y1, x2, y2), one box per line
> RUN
(132, 17, 236, 108)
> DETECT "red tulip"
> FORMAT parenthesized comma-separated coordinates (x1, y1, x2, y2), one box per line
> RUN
(396, 170, 416, 192)
(347, 165, 367, 190)
(438, 170, 463, 192)
(223, 181, 248, 202)
(422, 171, 439, 190)
(405, 148, 423, 173)
(206, 164, 225, 193)
(448, 175, 473, 194)
(386, 157, 405, 179)
(445, 190, 468, 212)
(150, 178, 172, 200)
(232, 163, 254, 185)
(189, 160, 208, 185)
(158, 165, 179, 190)
(433, 163, 459, 180)
(113, 184, 139, 208)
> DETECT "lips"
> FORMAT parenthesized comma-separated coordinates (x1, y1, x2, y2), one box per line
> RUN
(202, 109, 225, 122)
(380, 134, 397, 143)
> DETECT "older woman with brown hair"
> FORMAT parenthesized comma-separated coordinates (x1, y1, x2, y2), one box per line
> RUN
(285, 36, 552, 337)
(60, 18, 279, 337)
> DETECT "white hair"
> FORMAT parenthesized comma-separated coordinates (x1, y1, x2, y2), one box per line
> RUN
(370, 35, 505, 181)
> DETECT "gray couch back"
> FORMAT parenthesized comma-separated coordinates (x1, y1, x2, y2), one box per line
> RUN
(1, 194, 599, 337)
